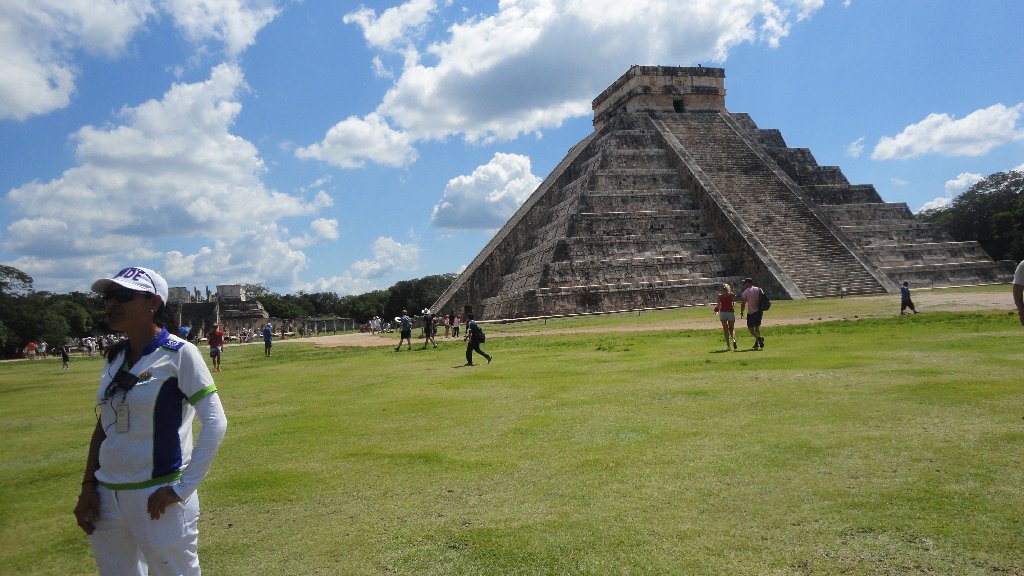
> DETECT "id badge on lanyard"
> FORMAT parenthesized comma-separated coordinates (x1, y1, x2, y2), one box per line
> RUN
(115, 401, 130, 433)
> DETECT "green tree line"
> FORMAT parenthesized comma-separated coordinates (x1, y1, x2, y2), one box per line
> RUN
(244, 273, 457, 323)
(0, 266, 456, 358)
(918, 170, 1024, 262)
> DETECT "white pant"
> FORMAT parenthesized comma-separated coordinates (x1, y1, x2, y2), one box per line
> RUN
(88, 485, 201, 576)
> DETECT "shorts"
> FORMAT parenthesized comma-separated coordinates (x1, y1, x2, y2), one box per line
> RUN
(746, 310, 763, 328)
(718, 312, 735, 322)
(400, 330, 411, 339)
(209, 346, 222, 357)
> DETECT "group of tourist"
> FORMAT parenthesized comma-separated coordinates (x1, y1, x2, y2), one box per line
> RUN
(389, 308, 488, 365)
(712, 272, 983, 350)
(714, 277, 768, 351)
(20, 335, 121, 361)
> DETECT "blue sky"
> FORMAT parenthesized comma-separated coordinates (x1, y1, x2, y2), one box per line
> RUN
(2, 0, 1022, 295)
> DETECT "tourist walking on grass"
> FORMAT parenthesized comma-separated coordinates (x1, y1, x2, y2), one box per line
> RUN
(74, 266, 227, 576)
(421, 309, 438, 349)
(900, 281, 919, 315)
(61, 344, 71, 371)
(1013, 260, 1024, 327)
(716, 283, 738, 350)
(452, 314, 461, 338)
(395, 310, 413, 351)
(463, 314, 491, 366)
(207, 323, 224, 371)
(739, 277, 766, 350)
(262, 323, 273, 357)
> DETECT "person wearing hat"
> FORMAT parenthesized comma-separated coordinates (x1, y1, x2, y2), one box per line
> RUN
(420, 308, 437, 349)
(395, 310, 413, 351)
(74, 266, 227, 576)
(262, 322, 273, 357)
(463, 313, 492, 366)
(739, 277, 766, 350)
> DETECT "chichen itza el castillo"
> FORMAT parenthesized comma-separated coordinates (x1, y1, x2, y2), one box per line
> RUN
(432, 66, 1011, 320)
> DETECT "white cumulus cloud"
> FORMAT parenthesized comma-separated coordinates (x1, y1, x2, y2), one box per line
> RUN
(872, 103, 1024, 160)
(164, 0, 281, 56)
(343, 0, 437, 51)
(846, 136, 865, 158)
(432, 152, 542, 229)
(2, 63, 333, 292)
(0, 0, 153, 120)
(297, 236, 424, 295)
(944, 172, 984, 196)
(290, 218, 340, 248)
(295, 112, 418, 169)
(0, 0, 280, 120)
(918, 172, 984, 213)
(310, 0, 829, 169)
(350, 237, 422, 279)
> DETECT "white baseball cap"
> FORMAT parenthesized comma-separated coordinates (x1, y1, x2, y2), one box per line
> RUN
(91, 266, 169, 303)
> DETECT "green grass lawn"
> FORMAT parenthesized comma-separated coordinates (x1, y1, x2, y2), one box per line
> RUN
(2, 302, 1022, 574)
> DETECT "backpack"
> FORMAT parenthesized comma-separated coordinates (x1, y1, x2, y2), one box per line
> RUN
(758, 288, 771, 312)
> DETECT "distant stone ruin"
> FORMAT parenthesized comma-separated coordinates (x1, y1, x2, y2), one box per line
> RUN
(432, 65, 1011, 320)
(168, 284, 270, 337)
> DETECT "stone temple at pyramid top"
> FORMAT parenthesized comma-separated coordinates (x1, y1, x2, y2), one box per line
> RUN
(593, 65, 727, 129)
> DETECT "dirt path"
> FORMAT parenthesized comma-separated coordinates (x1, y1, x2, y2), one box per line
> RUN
(302, 289, 1015, 348)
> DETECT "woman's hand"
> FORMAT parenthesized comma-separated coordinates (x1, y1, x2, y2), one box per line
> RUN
(74, 491, 100, 535)
(147, 486, 182, 520)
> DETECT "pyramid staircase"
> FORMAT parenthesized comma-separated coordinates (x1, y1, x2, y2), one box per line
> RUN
(653, 112, 891, 298)
(467, 114, 737, 319)
(735, 114, 1011, 287)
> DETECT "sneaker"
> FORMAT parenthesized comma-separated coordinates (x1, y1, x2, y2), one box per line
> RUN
(758, 337, 765, 349)
(465, 362, 474, 366)
(487, 356, 492, 364)
(751, 343, 760, 350)
(732, 340, 737, 350)
(394, 347, 400, 352)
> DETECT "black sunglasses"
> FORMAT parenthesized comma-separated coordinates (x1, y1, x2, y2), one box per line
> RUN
(103, 288, 151, 303)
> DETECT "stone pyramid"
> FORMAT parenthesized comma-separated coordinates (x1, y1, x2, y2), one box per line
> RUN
(431, 66, 1011, 320)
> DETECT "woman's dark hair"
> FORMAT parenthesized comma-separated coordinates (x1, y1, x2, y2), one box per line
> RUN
(105, 298, 180, 363)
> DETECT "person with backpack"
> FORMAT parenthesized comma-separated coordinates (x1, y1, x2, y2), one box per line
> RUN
(420, 309, 438, 349)
(395, 310, 413, 351)
(463, 314, 491, 366)
(739, 277, 767, 350)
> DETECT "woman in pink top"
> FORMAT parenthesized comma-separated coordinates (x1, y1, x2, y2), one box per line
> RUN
(715, 283, 737, 350)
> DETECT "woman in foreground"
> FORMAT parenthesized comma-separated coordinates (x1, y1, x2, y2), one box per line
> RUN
(74, 266, 227, 576)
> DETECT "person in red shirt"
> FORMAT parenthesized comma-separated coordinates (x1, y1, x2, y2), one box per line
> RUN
(715, 283, 737, 350)
(207, 324, 224, 372)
